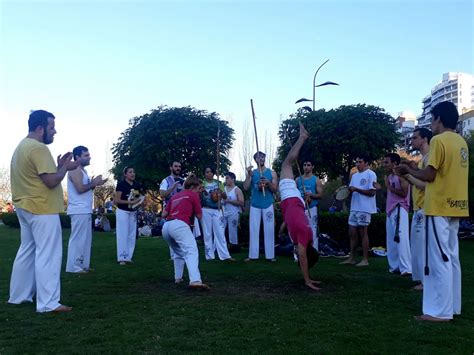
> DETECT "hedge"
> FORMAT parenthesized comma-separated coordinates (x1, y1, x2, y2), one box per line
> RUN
(1, 210, 391, 248)
(1, 212, 117, 229)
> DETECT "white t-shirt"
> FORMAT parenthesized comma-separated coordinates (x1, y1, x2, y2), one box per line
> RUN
(279, 179, 304, 204)
(349, 169, 377, 214)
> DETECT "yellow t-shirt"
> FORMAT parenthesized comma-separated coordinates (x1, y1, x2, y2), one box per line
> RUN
(424, 131, 469, 217)
(412, 156, 428, 211)
(11, 138, 64, 214)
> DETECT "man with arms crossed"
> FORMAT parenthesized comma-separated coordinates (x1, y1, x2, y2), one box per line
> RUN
(404, 128, 432, 289)
(396, 102, 468, 322)
(340, 155, 377, 267)
(9, 110, 80, 312)
(244, 151, 278, 261)
(66, 145, 107, 273)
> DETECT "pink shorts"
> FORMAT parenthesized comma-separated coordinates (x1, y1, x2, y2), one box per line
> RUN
(281, 197, 312, 247)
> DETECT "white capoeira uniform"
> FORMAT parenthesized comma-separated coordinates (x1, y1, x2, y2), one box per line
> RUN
(410, 156, 428, 283)
(163, 220, 202, 283)
(223, 186, 241, 246)
(162, 189, 203, 284)
(116, 208, 137, 262)
(410, 209, 426, 282)
(9, 209, 63, 312)
(201, 179, 231, 260)
(423, 217, 461, 319)
(248, 168, 275, 260)
(66, 169, 93, 273)
(421, 131, 467, 320)
(8, 137, 66, 312)
(386, 174, 412, 274)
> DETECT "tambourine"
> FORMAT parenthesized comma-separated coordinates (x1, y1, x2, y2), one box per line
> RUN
(128, 189, 145, 210)
(335, 185, 350, 201)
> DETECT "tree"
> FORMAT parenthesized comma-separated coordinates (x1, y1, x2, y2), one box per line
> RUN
(0, 168, 12, 208)
(274, 104, 399, 184)
(111, 106, 234, 189)
(94, 182, 116, 208)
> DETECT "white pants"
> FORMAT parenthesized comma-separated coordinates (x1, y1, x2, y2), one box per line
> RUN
(66, 214, 92, 273)
(116, 208, 137, 262)
(410, 209, 425, 282)
(193, 216, 201, 238)
(201, 208, 231, 260)
(306, 206, 318, 251)
(9, 208, 63, 312)
(162, 219, 202, 283)
(386, 207, 411, 274)
(223, 212, 240, 245)
(249, 205, 275, 259)
(423, 216, 461, 319)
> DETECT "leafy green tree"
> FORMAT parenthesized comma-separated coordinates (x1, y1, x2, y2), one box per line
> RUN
(111, 106, 234, 189)
(274, 104, 399, 184)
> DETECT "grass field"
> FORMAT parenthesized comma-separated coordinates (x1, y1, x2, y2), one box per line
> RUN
(0, 224, 473, 354)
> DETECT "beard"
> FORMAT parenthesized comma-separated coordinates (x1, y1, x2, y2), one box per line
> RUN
(43, 129, 53, 145)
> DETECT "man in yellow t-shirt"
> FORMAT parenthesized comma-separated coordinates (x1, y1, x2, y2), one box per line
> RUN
(404, 127, 432, 290)
(396, 101, 469, 322)
(8, 110, 79, 313)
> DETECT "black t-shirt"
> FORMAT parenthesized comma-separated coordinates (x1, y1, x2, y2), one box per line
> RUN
(116, 180, 142, 211)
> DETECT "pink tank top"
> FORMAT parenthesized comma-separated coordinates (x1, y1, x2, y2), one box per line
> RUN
(386, 174, 410, 215)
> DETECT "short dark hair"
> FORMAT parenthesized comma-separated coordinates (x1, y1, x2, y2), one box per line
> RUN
(253, 151, 266, 160)
(169, 161, 181, 167)
(28, 110, 55, 132)
(302, 158, 314, 165)
(356, 154, 372, 164)
(184, 175, 201, 189)
(413, 128, 433, 144)
(385, 152, 401, 165)
(431, 101, 459, 129)
(72, 146, 88, 161)
(203, 166, 215, 175)
(225, 172, 236, 180)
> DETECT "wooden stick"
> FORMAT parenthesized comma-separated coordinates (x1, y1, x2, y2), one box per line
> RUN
(250, 99, 266, 197)
(216, 123, 223, 214)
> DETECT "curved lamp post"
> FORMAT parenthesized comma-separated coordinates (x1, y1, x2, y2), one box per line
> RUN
(295, 59, 339, 111)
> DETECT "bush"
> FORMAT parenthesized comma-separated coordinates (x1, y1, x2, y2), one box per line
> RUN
(4, 209, 389, 249)
(2, 212, 116, 229)
(236, 210, 389, 248)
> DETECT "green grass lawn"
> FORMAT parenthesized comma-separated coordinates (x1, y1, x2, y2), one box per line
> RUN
(0, 224, 473, 354)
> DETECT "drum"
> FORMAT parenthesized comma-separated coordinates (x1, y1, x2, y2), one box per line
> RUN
(335, 185, 350, 201)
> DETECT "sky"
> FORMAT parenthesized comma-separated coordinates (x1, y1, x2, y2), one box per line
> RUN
(1, 0, 473, 180)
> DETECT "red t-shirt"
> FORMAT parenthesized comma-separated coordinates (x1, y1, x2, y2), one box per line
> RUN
(165, 190, 202, 226)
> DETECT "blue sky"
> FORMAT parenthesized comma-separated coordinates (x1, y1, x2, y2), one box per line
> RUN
(1, 0, 473, 177)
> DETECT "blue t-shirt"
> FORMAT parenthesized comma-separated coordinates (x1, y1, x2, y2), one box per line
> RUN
(296, 175, 318, 208)
(250, 168, 274, 209)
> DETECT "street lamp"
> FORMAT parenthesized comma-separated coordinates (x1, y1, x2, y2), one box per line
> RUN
(295, 59, 339, 111)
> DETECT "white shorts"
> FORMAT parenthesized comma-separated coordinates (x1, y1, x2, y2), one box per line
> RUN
(279, 179, 304, 203)
(348, 211, 371, 227)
